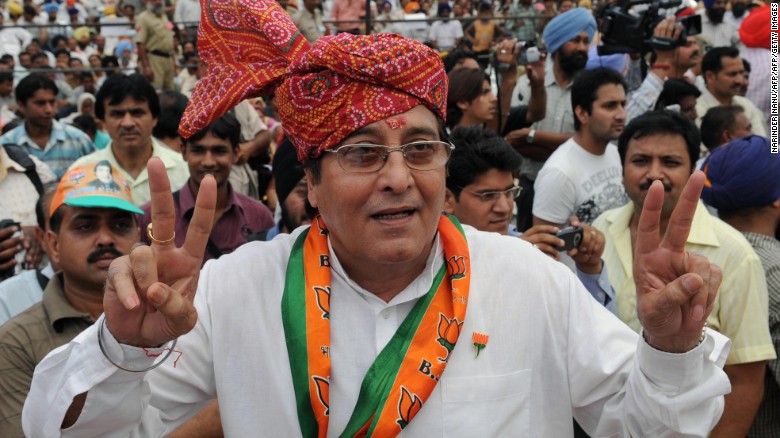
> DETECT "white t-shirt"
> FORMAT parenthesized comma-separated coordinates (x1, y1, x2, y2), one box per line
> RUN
(428, 20, 464, 51)
(533, 138, 627, 225)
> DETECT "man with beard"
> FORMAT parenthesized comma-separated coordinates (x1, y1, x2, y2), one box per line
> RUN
(626, 17, 701, 122)
(266, 138, 313, 239)
(69, 74, 189, 206)
(594, 110, 775, 438)
(695, 46, 767, 137)
(724, 0, 750, 30)
(135, 0, 175, 90)
(700, 0, 739, 48)
(0, 163, 141, 438)
(138, 113, 275, 264)
(506, 7, 594, 232)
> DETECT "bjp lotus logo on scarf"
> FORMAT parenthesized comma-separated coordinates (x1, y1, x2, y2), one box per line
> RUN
(312, 375, 330, 416)
(314, 286, 330, 319)
(436, 313, 462, 362)
(447, 256, 467, 280)
(396, 386, 422, 430)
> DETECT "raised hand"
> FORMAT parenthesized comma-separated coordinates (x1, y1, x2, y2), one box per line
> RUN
(103, 158, 217, 347)
(634, 172, 722, 353)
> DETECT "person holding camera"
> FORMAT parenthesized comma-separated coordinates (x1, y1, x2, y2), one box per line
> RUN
(0, 144, 56, 281)
(506, 8, 595, 232)
(625, 16, 701, 122)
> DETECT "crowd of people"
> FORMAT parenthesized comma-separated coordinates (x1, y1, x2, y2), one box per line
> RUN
(0, 0, 777, 436)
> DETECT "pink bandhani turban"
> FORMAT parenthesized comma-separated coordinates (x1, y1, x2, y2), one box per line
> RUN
(180, 0, 448, 162)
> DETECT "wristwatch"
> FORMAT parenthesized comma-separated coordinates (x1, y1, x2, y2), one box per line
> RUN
(527, 129, 536, 144)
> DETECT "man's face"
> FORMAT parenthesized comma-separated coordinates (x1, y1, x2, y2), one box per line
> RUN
(706, 56, 745, 100)
(82, 75, 95, 92)
(449, 168, 515, 234)
(95, 35, 105, 49)
(101, 97, 158, 154)
(18, 53, 31, 68)
(95, 164, 113, 183)
(0, 80, 12, 97)
(306, 105, 446, 272)
(676, 37, 699, 70)
(725, 111, 752, 142)
(559, 0, 574, 12)
(183, 131, 236, 189)
(47, 207, 138, 290)
(89, 55, 102, 68)
(556, 32, 590, 76)
(32, 56, 48, 68)
(282, 178, 312, 232)
(579, 83, 626, 142)
(56, 53, 70, 67)
(706, 0, 727, 23)
(623, 133, 692, 218)
(460, 79, 497, 124)
(679, 95, 698, 121)
(19, 89, 56, 130)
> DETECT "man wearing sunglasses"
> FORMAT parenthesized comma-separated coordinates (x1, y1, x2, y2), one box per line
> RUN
(25, 1, 731, 436)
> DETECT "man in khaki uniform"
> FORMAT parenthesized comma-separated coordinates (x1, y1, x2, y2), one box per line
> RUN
(136, 0, 175, 90)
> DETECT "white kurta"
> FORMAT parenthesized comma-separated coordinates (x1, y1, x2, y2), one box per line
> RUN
(23, 226, 731, 437)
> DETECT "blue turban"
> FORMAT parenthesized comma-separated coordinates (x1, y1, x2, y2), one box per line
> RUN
(703, 0, 716, 9)
(43, 3, 59, 14)
(701, 136, 780, 211)
(115, 40, 134, 58)
(543, 7, 597, 55)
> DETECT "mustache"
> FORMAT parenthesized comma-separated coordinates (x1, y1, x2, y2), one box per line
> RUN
(86, 246, 124, 264)
(639, 179, 672, 191)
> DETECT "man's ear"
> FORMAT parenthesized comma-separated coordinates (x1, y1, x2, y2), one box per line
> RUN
(44, 229, 60, 267)
(456, 100, 470, 111)
(443, 188, 456, 214)
(574, 105, 588, 127)
(304, 168, 317, 209)
(704, 70, 715, 85)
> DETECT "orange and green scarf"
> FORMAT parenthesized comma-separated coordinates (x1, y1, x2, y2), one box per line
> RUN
(282, 214, 470, 437)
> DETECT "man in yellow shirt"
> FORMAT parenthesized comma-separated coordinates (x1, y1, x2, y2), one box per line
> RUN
(593, 110, 776, 438)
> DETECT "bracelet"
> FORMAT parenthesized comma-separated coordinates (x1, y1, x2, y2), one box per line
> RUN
(97, 318, 178, 373)
(642, 323, 707, 353)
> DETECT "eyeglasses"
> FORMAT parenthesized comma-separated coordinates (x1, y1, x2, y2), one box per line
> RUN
(323, 141, 455, 173)
(460, 185, 522, 202)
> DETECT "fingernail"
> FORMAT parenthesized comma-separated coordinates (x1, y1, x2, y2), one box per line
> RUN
(682, 276, 699, 292)
(150, 286, 168, 305)
(125, 296, 138, 309)
(692, 305, 704, 321)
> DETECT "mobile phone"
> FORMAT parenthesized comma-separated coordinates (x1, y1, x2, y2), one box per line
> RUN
(556, 226, 583, 252)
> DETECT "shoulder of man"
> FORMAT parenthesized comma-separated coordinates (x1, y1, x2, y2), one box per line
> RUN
(0, 300, 46, 348)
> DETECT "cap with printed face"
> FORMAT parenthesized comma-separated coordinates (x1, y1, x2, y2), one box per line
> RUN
(50, 161, 144, 216)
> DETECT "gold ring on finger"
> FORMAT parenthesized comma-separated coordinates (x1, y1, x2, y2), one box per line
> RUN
(147, 223, 176, 245)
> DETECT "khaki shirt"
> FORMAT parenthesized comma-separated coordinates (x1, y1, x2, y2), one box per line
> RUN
(292, 8, 324, 43)
(136, 10, 174, 53)
(0, 274, 93, 438)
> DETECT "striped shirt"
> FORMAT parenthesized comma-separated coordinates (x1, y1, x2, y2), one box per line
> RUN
(593, 201, 776, 366)
(744, 232, 780, 437)
(0, 120, 94, 180)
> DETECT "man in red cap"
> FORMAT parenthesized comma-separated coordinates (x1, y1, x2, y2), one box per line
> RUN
(24, 0, 731, 436)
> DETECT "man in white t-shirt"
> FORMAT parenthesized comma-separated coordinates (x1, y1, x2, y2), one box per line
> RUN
(533, 67, 627, 227)
(428, 3, 463, 52)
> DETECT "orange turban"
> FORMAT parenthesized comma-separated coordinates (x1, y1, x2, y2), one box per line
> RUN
(180, 0, 447, 162)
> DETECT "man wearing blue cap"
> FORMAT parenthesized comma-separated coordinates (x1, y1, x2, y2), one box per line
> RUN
(0, 163, 141, 437)
(428, 3, 463, 52)
(507, 7, 595, 232)
(701, 135, 780, 437)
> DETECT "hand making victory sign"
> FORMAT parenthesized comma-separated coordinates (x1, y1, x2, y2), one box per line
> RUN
(634, 171, 722, 353)
(103, 158, 217, 348)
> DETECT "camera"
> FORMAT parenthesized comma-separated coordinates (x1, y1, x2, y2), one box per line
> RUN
(0, 219, 24, 280)
(517, 42, 540, 65)
(556, 226, 583, 252)
(598, 0, 701, 55)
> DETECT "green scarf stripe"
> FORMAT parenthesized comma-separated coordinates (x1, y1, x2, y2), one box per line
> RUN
(340, 264, 448, 437)
(282, 228, 318, 438)
(445, 213, 466, 235)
